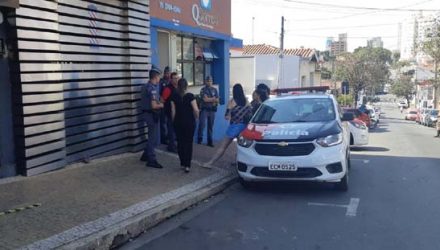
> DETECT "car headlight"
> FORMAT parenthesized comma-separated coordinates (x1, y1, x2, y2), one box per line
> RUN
(238, 135, 254, 148)
(316, 133, 343, 147)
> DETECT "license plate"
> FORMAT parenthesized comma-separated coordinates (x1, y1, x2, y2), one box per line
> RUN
(268, 162, 297, 171)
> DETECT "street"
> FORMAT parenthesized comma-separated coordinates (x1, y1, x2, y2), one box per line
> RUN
(122, 103, 440, 250)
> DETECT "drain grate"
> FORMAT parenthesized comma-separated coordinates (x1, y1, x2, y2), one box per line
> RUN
(0, 203, 42, 217)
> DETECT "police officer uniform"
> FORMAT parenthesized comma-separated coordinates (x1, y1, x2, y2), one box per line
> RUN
(140, 67, 163, 168)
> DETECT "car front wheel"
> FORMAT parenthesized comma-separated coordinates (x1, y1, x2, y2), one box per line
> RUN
(334, 173, 348, 191)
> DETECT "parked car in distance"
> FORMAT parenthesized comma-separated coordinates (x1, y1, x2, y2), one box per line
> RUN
(398, 100, 408, 108)
(415, 109, 423, 124)
(426, 110, 439, 127)
(421, 109, 431, 126)
(348, 119, 369, 146)
(343, 108, 371, 128)
(405, 109, 418, 121)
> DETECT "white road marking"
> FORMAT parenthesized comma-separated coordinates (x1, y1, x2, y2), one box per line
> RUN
(307, 202, 347, 209)
(346, 198, 360, 217)
(308, 198, 360, 217)
(351, 159, 370, 164)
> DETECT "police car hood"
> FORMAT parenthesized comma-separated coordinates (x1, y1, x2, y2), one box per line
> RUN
(243, 120, 342, 141)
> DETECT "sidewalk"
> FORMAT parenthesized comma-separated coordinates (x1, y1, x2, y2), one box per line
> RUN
(0, 143, 237, 250)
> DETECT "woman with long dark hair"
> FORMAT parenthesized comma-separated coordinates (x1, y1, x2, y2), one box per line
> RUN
(171, 78, 200, 173)
(203, 83, 252, 168)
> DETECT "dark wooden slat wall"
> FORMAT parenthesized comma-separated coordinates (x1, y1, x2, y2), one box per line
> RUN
(9, 0, 150, 176)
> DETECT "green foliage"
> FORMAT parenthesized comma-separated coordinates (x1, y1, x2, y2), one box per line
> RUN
(334, 47, 392, 104)
(391, 76, 414, 102)
(337, 94, 354, 106)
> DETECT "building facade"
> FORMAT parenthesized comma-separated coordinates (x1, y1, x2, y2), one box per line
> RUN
(149, 0, 239, 142)
(230, 44, 322, 94)
(0, 0, 151, 177)
(367, 37, 383, 48)
(330, 33, 347, 56)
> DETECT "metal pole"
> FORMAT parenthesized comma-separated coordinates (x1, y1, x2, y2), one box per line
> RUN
(252, 17, 255, 45)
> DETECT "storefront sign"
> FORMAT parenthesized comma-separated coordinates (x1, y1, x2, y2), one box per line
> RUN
(192, 4, 219, 29)
(159, 1, 181, 14)
(150, 0, 231, 35)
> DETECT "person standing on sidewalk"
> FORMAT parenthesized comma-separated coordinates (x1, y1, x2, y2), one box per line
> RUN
(197, 76, 219, 147)
(203, 84, 252, 168)
(161, 72, 179, 153)
(171, 78, 200, 173)
(159, 66, 171, 145)
(140, 66, 164, 168)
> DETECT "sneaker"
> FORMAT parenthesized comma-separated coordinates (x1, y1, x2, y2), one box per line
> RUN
(207, 142, 214, 148)
(197, 140, 202, 144)
(201, 162, 213, 169)
(146, 161, 163, 169)
(184, 167, 190, 173)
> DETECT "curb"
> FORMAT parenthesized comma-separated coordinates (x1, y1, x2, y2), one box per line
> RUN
(20, 170, 237, 250)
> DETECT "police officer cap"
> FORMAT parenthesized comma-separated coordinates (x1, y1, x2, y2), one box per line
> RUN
(164, 66, 170, 73)
(150, 65, 162, 74)
(205, 75, 213, 81)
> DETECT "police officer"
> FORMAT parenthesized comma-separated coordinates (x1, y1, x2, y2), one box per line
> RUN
(140, 66, 164, 168)
(197, 76, 219, 147)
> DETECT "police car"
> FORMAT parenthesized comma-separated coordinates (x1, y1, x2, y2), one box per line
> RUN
(237, 94, 353, 191)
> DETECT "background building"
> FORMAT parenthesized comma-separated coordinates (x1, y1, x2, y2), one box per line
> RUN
(230, 44, 322, 95)
(367, 37, 384, 48)
(330, 33, 347, 56)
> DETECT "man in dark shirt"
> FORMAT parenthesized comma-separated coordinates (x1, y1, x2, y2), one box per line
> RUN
(197, 76, 219, 147)
(159, 66, 171, 145)
(161, 72, 179, 152)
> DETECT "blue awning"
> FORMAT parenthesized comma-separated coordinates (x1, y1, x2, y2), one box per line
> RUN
(203, 48, 219, 61)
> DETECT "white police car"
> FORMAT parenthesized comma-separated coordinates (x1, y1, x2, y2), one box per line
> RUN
(237, 94, 353, 191)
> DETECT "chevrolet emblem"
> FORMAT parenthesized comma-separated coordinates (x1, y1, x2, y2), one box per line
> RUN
(277, 141, 289, 147)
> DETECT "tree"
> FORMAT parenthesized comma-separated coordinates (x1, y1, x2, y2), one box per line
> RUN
(334, 47, 392, 106)
(337, 95, 354, 107)
(421, 19, 440, 109)
(391, 76, 415, 104)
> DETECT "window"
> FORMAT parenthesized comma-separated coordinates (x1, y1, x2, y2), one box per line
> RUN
(176, 36, 213, 86)
(252, 98, 336, 123)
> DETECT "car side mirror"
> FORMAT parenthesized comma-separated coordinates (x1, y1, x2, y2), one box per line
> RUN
(341, 113, 354, 122)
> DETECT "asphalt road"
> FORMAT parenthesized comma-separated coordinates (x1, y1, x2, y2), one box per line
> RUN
(121, 103, 440, 250)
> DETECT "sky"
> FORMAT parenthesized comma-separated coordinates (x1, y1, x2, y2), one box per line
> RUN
(231, 0, 440, 52)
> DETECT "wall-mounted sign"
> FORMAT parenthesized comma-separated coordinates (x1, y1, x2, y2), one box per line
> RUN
(192, 4, 219, 29)
(159, 1, 181, 14)
(150, 0, 231, 35)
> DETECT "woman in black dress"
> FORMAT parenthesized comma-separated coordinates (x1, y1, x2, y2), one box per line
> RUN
(171, 78, 200, 173)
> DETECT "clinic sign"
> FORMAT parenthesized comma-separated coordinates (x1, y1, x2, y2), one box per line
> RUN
(151, 0, 231, 35)
(192, 1, 219, 29)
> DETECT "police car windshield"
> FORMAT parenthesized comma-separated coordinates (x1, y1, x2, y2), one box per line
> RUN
(252, 98, 336, 124)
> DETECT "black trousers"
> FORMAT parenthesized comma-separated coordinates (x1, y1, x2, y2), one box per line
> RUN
(174, 122, 195, 168)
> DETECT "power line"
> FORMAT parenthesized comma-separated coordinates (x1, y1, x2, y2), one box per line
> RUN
(286, 23, 399, 32)
(285, 0, 435, 22)
(283, 0, 440, 12)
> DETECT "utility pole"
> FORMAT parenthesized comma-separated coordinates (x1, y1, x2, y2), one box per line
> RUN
(277, 16, 285, 93)
(280, 16, 285, 57)
(252, 17, 255, 45)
